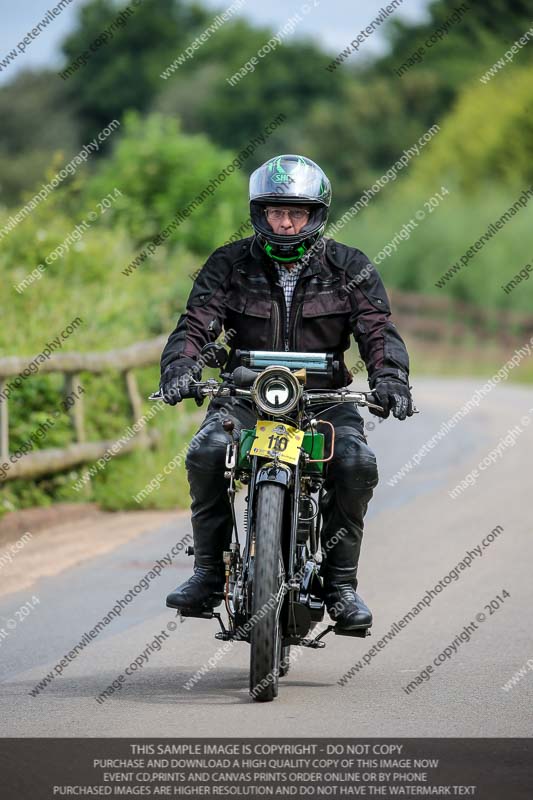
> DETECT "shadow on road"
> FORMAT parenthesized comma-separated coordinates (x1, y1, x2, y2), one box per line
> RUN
(7, 667, 332, 707)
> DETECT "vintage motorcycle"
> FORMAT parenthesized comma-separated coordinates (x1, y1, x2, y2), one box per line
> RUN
(150, 345, 385, 702)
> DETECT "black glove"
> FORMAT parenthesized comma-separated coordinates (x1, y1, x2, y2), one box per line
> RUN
(369, 378, 413, 421)
(160, 358, 202, 406)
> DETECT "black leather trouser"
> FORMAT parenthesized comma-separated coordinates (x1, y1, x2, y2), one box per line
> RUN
(184, 396, 379, 589)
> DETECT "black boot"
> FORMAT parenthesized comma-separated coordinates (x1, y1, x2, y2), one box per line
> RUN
(166, 493, 229, 610)
(166, 564, 225, 611)
(323, 584, 372, 629)
(167, 402, 250, 611)
(166, 454, 231, 611)
(319, 486, 373, 630)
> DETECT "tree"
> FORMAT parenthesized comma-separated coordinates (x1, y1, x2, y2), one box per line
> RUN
(0, 71, 78, 205)
(60, 0, 210, 141)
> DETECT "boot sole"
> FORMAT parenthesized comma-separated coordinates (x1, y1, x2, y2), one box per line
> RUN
(166, 598, 222, 612)
(169, 607, 218, 619)
(329, 616, 372, 630)
(334, 623, 372, 638)
(333, 620, 372, 630)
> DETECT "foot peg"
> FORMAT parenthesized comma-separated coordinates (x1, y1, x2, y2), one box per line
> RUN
(300, 622, 372, 647)
(301, 625, 333, 648)
(171, 610, 231, 639)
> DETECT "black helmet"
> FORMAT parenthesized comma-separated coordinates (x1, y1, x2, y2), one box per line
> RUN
(249, 154, 331, 263)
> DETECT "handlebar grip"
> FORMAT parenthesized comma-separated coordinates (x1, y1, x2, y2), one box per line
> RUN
(176, 384, 198, 399)
(150, 381, 203, 403)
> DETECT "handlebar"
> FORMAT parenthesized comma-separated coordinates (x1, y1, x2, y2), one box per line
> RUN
(149, 380, 419, 415)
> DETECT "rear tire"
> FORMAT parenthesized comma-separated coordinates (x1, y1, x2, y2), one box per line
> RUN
(249, 482, 285, 702)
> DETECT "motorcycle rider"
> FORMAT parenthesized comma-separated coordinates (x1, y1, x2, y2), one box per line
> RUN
(160, 154, 413, 630)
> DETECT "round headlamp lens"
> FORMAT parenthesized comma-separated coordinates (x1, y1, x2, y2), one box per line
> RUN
(264, 381, 290, 407)
(252, 366, 302, 415)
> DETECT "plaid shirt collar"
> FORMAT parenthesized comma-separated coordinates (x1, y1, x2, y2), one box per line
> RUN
(274, 259, 304, 285)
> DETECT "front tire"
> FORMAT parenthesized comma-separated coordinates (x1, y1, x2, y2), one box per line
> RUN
(249, 482, 285, 702)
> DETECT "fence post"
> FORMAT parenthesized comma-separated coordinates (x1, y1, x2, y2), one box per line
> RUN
(124, 370, 149, 446)
(64, 373, 85, 443)
(64, 373, 92, 496)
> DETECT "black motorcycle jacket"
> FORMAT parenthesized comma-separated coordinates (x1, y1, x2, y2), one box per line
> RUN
(160, 236, 410, 390)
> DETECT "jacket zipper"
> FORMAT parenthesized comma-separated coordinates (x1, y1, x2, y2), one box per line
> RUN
(288, 269, 307, 351)
(290, 302, 303, 351)
(272, 299, 282, 351)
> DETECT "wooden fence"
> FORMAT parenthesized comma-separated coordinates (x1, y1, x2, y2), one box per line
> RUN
(0, 336, 166, 483)
(390, 290, 533, 348)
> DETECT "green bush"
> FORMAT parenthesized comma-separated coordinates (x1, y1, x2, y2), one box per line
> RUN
(337, 65, 533, 313)
(341, 182, 533, 313)
(83, 112, 249, 254)
(408, 65, 533, 193)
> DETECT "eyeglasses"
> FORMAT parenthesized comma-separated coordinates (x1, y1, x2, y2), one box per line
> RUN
(264, 207, 310, 222)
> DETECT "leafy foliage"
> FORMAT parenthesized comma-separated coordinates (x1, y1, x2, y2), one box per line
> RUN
(0, 71, 79, 202)
(83, 112, 248, 253)
(408, 66, 533, 192)
(60, 0, 210, 140)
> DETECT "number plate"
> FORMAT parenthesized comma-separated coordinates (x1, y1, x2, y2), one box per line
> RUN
(250, 420, 304, 465)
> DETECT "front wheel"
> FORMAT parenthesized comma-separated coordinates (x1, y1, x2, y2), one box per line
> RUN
(249, 482, 285, 702)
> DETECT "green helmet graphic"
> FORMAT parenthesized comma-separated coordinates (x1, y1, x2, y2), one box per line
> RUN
(249, 155, 332, 262)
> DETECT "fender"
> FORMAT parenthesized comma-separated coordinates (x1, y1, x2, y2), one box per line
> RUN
(255, 462, 293, 488)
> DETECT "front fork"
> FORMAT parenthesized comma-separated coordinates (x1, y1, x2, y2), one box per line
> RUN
(221, 424, 326, 643)
(215, 430, 370, 645)
(221, 434, 243, 631)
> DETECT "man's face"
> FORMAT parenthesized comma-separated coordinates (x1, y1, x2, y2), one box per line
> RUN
(264, 205, 311, 235)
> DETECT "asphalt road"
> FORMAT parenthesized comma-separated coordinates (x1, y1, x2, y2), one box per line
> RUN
(1, 377, 532, 736)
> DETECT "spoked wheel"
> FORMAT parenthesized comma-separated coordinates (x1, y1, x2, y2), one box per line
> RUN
(249, 482, 286, 702)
